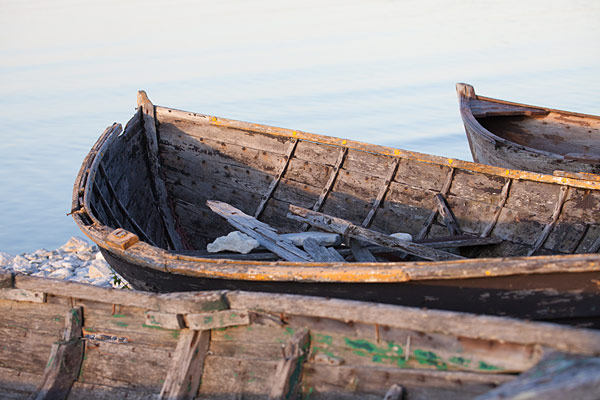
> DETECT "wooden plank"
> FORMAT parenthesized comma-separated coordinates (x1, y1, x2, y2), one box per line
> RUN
(145, 311, 185, 330)
(14, 275, 228, 314)
(255, 139, 298, 218)
(207, 200, 312, 261)
(301, 147, 348, 231)
(303, 363, 512, 400)
(186, 309, 250, 330)
(475, 353, 600, 400)
(288, 205, 464, 261)
(0, 288, 46, 303)
(303, 238, 345, 262)
(226, 292, 600, 355)
(481, 179, 511, 237)
(98, 163, 157, 246)
(528, 185, 570, 255)
(159, 329, 210, 400)
(31, 307, 84, 400)
(417, 167, 455, 240)
(269, 328, 310, 400)
(350, 239, 378, 262)
(137, 91, 184, 250)
(435, 193, 462, 235)
(553, 170, 600, 183)
(362, 158, 400, 228)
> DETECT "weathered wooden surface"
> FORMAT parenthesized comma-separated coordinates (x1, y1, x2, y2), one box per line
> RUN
(137, 91, 184, 250)
(475, 353, 600, 400)
(31, 307, 84, 400)
(159, 329, 210, 400)
(435, 194, 462, 235)
(226, 291, 600, 355)
(303, 238, 345, 262)
(383, 384, 404, 400)
(288, 205, 464, 261)
(207, 200, 312, 261)
(269, 328, 310, 400)
(457, 83, 600, 175)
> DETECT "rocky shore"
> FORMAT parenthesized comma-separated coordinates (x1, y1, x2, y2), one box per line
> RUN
(0, 237, 129, 288)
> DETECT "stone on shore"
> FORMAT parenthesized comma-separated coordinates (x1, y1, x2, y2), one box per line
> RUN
(0, 236, 129, 289)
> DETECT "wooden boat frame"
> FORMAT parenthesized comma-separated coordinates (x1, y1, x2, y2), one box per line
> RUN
(456, 82, 600, 175)
(2, 272, 600, 399)
(71, 91, 600, 326)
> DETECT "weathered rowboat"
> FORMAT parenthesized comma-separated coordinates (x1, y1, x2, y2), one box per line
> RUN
(456, 82, 600, 175)
(2, 273, 600, 399)
(72, 91, 600, 327)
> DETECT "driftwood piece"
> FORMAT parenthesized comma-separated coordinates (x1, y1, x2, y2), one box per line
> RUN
(435, 194, 462, 235)
(159, 329, 210, 400)
(268, 328, 310, 400)
(207, 200, 312, 262)
(137, 91, 183, 250)
(350, 239, 377, 262)
(287, 205, 464, 261)
(0, 288, 46, 303)
(31, 308, 84, 400)
(303, 238, 345, 262)
(415, 234, 502, 248)
(475, 353, 600, 400)
(383, 384, 404, 400)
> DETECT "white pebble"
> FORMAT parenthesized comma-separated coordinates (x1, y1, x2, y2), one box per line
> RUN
(88, 261, 113, 279)
(49, 268, 73, 280)
(0, 252, 14, 267)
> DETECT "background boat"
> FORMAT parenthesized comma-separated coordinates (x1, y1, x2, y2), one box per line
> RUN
(71, 92, 600, 327)
(2, 273, 599, 399)
(456, 83, 600, 175)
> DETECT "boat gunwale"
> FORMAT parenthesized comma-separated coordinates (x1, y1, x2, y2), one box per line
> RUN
(5, 272, 600, 354)
(456, 82, 600, 164)
(71, 94, 600, 283)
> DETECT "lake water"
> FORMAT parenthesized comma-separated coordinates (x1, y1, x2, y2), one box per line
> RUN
(1, 0, 599, 254)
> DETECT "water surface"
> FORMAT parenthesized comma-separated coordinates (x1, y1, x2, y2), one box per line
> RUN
(1, 0, 599, 254)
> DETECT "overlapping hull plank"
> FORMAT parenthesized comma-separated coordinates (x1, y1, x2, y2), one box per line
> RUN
(1, 274, 600, 399)
(456, 82, 600, 175)
(72, 92, 600, 326)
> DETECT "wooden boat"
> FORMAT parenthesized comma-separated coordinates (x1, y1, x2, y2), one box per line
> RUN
(456, 82, 600, 175)
(2, 272, 600, 399)
(72, 91, 600, 327)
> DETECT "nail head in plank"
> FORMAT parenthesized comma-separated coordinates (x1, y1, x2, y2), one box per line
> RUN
(159, 329, 210, 400)
(268, 328, 310, 400)
(31, 307, 84, 400)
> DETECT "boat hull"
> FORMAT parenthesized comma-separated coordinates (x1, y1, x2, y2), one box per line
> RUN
(457, 83, 600, 175)
(102, 248, 600, 328)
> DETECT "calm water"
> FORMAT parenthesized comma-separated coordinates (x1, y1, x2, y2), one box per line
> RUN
(1, 0, 599, 254)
